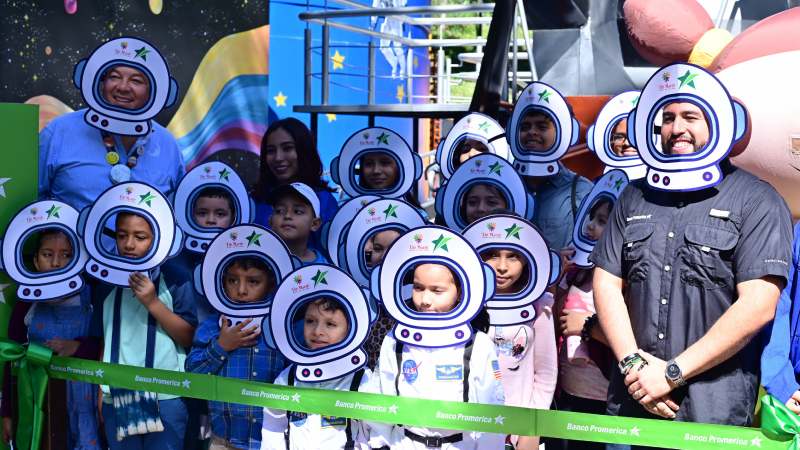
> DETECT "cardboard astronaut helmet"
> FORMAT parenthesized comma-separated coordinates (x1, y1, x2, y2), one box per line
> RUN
(568, 170, 629, 268)
(173, 162, 254, 253)
(436, 113, 513, 180)
(434, 153, 534, 230)
(462, 214, 561, 326)
(194, 224, 299, 337)
(269, 264, 371, 382)
(586, 91, 646, 180)
(629, 63, 748, 191)
(78, 182, 183, 287)
(370, 226, 495, 348)
(342, 198, 427, 290)
(507, 81, 580, 177)
(73, 36, 179, 136)
(330, 127, 422, 198)
(321, 195, 379, 267)
(0, 201, 89, 301)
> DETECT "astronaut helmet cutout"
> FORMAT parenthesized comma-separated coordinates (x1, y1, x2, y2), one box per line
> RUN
(586, 91, 647, 180)
(370, 225, 495, 348)
(195, 224, 298, 338)
(342, 198, 427, 289)
(321, 195, 379, 267)
(462, 214, 561, 326)
(269, 264, 370, 382)
(507, 81, 580, 177)
(436, 113, 513, 180)
(73, 36, 179, 136)
(330, 127, 423, 198)
(173, 162, 254, 254)
(0, 201, 89, 301)
(434, 153, 534, 231)
(79, 182, 183, 287)
(568, 170, 629, 268)
(628, 63, 748, 191)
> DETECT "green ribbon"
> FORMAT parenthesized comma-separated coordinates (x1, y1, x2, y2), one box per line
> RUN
(761, 394, 800, 449)
(0, 340, 53, 450)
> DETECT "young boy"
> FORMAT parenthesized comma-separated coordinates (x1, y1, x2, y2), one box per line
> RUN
(186, 256, 287, 450)
(268, 183, 328, 264)
(262, 297, 371, 450)
(100, 211, 198, 450)
(193, 187, 235, 229)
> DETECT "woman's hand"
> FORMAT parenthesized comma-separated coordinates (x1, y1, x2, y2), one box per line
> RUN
(559, 309, 593, 337)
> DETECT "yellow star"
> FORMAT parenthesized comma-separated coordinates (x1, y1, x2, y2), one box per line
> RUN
(331, 50, 345, 71)
(273, 91, 288, 107)
(396, 84, 405, 103)
(326, 113, 337, 122)
(413, 55, 419, 69)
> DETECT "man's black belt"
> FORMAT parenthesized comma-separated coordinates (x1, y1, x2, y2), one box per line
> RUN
(403, 429, 463, 448)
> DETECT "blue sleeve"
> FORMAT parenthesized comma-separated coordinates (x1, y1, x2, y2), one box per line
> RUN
(185, 317, 230, 375)
(162, 262, 199, 327)
(574, 175, 594, 209)
(38, 123, 56, 200)
(761, 222, 800, 403)
(253, 201, 272, 228)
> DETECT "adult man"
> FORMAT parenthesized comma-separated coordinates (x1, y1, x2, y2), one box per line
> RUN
(591, 64, 792, 429)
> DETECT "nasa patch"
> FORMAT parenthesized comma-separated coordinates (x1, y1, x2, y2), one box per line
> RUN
(402, 359, 419, 384)
(435, 364, 464, 381)
(289, 411, 308, 426)
(321, 416, 348, 428)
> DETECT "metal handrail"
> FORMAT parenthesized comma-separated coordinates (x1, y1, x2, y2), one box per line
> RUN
(299, 3, 495, 20)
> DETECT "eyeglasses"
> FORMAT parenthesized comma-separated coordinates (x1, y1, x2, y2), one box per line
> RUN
(611, 133, 629, 143)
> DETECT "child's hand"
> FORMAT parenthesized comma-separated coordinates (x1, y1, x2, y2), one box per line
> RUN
(559, 246, 577, 276)
(560, 309, 593, 337)
(2, 416, 12, 443)
(45, 338, 80, 357)
(129, 272, 157, 308)
(217, 317, 260, 352)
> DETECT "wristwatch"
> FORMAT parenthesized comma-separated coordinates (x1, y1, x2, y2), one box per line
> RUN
(618, 352, 643, 374)
(665, 359, 686, 386)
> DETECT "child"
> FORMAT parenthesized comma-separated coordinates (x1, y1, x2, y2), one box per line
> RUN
(452, 138, 488, 169)
(360, 151, 399, 190)
(186, 256, 286, 450)
(268, 182, 328, 264)
(99, 211, 198, 450)
(373, 263, 505, 449)
(481, 248, 556, 450)
(2, 229, 102, 450)
(193, 186, 235, 229)
(262, 297, 371, 449)
(462, 183, 508, 225)
(518, 110, 556, 152)
(363, 229, 402, 369)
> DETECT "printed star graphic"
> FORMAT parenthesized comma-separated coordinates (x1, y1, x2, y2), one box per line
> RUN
(218, 168, 231, 181)
(504, 223, 523, 240)
(0, 283, 10, 304)
(377, 132, 390, 145)
(632, 95, 640, 106)
(382, 204, 398, 219)
(432, 234, 451, 252)
(388, 404, 398, 414)
(677, 70, 698, 89)
(273, 91, 288, 107)
(331, 50, 345, 70)
(0, 178, 11, 198)
(629, 426, 640, 436)
(488, 161, 503, 176)
(138, 191, 156, 207)
(94, 368, 104, 378)
(751, 436, 762, 447)
(494, 415, 505, 425)
(326, 113, 337, 123)
(134, 46, 150, 60)
(477, 121, 490, 132)
(291, 393, 301, 403)
(312, 269, 328, 287)
(538, 89, 552, 103)
(246, 231, 262, 247)
(396, 84, 405, 103)
(182, 379, 191, 389)
(46, 204, 61, 219)
(614, 178, 624, 191)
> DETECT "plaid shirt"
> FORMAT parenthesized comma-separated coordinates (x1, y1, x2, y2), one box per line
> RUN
(186, 316, 287, 450)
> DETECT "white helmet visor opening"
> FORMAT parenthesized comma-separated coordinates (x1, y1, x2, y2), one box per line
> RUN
(396, 258, 468, 320)
(97, 208, 160, 263)
(575, 194, 616, 247)
(94, 62, 155, 115)
(516, 106, 560, 156)
(605, 116, 639, 162)
(18, 226, 79, 279)
(354, 150, 403, 193)
(217, 254, 279, 312)
(478, 245, 535, 299)
(647, 96, 718, 163)
(362, 226, 404, 273)
(188, 185, 239, 232)
(450, 135, 490, 172)
(458, 182, 512, 228)
(284, 294, 356, 357)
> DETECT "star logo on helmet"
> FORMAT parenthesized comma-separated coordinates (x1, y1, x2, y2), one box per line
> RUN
(377, 132, 390, 145)
(632, 94, 640, 106)
(488, 161, 503, 176)
(677, 70, 698, 89)
(312, 269, 328, 287)
(138, 192, 156, 207)
(218, 168, 231, 181)
(538, 89, 552, 103)
(432, 234, 451, 252)
(477, 121, 490, 132)
(46, 204, 61, 219)
(246, 231, 262, 247)
(504, 223, 523, 239)
(134, 46, 150, 61)
(383, 204, 398, 219)
(614, 178, 625, 191)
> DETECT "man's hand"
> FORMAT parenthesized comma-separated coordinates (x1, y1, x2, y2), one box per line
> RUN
(129, 272, 158, 308)
(217, 317, 260, 352)
(625, 351, 679, 419)
(786, 391, 800, 415)
(45, 338, 81, 357)
(560, 310, 592, 337)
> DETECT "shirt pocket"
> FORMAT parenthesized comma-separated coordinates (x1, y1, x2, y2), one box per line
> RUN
(679, 224, 738, 290)
(622, 222, 654, 281)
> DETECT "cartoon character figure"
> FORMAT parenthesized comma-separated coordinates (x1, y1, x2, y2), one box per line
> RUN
(586, 91, 646, 180)
(435, 112, 514, 180)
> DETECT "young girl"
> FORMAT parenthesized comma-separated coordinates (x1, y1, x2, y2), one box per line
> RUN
(462, 183, 508, 225)
(359, 151, 400, 191)
(482, 248, 557, 450)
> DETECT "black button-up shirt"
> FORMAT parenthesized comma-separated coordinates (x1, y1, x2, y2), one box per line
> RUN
(590, 164, 792, 425)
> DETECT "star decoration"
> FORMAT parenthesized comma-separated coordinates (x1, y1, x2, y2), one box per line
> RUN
(218, 168, 231, 181)
(413, 55, 419, 68)
(382, 204, 398, 219)
(388, 404, 398, 414)
(138, 191, 156, 207)
(134, 46, 150, 61)
(182, 379, 191, 389)
(0, 283, 10, 304)
(396, 84, 405, 103)
(291, 393, 301, 403)
(751, 437, 761, 447)
(537, 89, 552, 103)
(477, 121, 490, 132)
(432, 234, 451, 252)
(504, 223, 523, 240)
(0, 178, 11, 198)
(94, 368, 104, 378)
(677, 70, 698, 89)
(629, 426, 640, 436)
(312, 269, 328, 287)
(326, 113, 337, 123)
(614, 178, 625, 191)
(494, 415, 505, 425)
(377, 132, 390, 145)
(246, 231, 262, 247)
(632, 94, 640, 106)
(488, 161, 503, 176)
(273, 91, 288, 107)
(46, 204, 61, 219)
(331, 50, 345, 70)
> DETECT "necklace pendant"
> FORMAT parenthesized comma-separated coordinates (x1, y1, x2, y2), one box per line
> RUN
(105, 151, 120, 165)
(109, 164, 132, 184)
(127, 156, 138, 168)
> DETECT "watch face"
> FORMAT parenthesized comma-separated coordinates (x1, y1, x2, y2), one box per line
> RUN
(667, 364, 681, 378)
